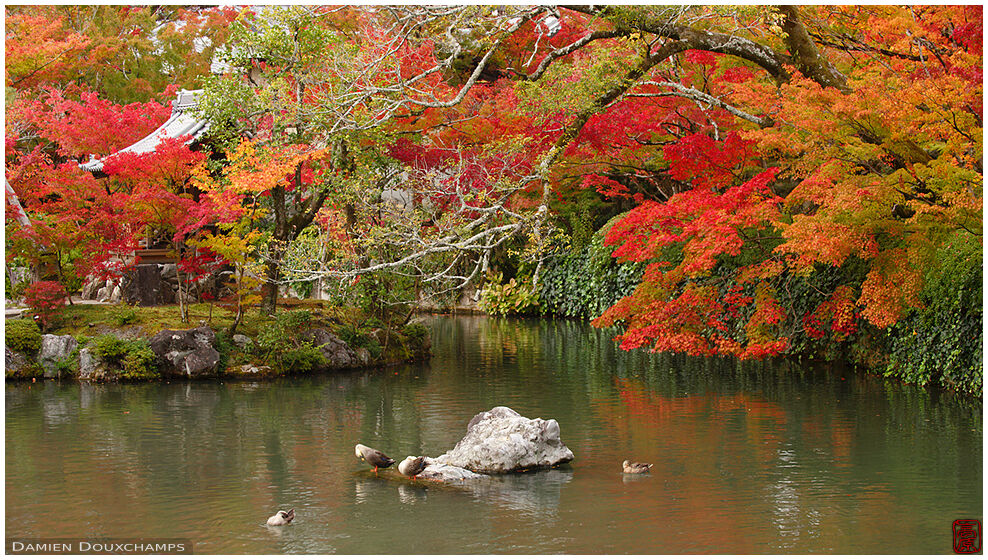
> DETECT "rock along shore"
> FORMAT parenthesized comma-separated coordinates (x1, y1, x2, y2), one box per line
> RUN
(5, 323, 431, 382)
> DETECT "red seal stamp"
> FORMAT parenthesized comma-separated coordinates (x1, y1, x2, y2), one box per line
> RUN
(953, 519, 981, 554)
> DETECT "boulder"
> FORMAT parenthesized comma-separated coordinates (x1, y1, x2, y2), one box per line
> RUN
(232, 334, 252, 350)
(417, 461, 487, 482)
(77, 347, 115, 382)
(149, 326, 221, 378)
(81, 278, 101, 300)
(160, 263, 178, 280)
(37, 334, 78, 378)
(5, 346, 33, 378)
(303, 329, 358, 368)
(78, 348, 97, 377)
(130, 264, 162, 306)
(434, 406, 574, 474)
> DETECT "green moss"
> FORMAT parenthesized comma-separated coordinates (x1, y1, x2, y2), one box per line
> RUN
(91, 335, 158, 380)
(5, 319, 42, 355)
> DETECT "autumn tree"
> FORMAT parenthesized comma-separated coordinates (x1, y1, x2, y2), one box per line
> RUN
(575, 6, 982, 360)
(198, 5, 556, 315)
(5, 6, 236, 305)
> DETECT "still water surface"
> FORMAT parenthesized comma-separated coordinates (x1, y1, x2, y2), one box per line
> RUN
(6, 316, 982, 553)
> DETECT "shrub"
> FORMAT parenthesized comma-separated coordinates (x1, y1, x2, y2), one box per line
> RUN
(5, 318, 42, 355)
(91, 335, 158, 380)
(255, 310, 325, 373)
(402, 322, 428, 344)
(479, 272, 539, 316)
(23, 281, 67, 329)
(337, 324, 381, 359)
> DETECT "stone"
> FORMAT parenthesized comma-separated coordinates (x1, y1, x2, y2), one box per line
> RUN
(434, 406, 574, 474)
(81, 278, 100, 300)
(417, 461, 488, 482)
(77, 347, 115, 382)
(232, 334, 252, 350)
(236, 363, 273, 376)
(303, 329, 358, 368)
(157, 274, 176, 304)
(37, 334, 78, 378)
(355, 347, 371, 366)
(132, 264, 162, 306)
(5, 346, 33, 378)
(78, 348, 97, 377)
(109, 284, 123, 303)
(160, 263, 178, 280)
(149, 326, 221, 378)
(96, 286, 109, 302)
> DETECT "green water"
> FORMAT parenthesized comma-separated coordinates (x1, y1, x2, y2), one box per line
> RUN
(5, 316, 982, 553)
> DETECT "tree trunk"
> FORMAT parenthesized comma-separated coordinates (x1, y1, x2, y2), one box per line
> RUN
(778, 5, 850, 93)
(260, 256, 281, 316)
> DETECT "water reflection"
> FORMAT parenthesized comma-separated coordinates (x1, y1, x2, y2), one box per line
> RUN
(396, 483, 428, 504)
(5, 316, 982, 554)
(456, 468, 573, 515)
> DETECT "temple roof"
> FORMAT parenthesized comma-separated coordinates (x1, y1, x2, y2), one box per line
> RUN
(79, 89, 210, 175)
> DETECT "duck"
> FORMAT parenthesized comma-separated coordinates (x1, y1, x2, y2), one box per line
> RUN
(622, 460, 653, 474)
(355, 443, 395, 472)
(397, 455, 428, 479)
(266, 508, 295, 526)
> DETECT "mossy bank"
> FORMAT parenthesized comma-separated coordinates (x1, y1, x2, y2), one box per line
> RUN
(5, 301, 431, 382)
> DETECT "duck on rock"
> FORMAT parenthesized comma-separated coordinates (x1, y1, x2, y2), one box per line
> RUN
(355, 444, 395, 473)
(398, 456, 428, 479)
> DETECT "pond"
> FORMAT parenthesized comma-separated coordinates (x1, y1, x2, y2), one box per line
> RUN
(5, 316, 982, 554)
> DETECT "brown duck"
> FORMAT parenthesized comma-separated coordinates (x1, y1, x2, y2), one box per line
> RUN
(398, 456, 428, 479)
(622, 460, 653, 474)
(355, 444, 395, 472)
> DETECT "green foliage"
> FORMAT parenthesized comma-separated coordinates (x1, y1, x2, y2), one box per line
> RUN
(479, 272, 540, 317)
(255, 310, 325, 373)
(337, 324, 382, 359)
(91, 335, 158, 380)
(402, 322, 428, 345)
(539, 220, 646, 320)
(883, 233, 983, 394)
(5, 319, 42, 355)
(213, 331, 234, 375)
(111, 306, 139, 326)
(356, 270, 416, 328)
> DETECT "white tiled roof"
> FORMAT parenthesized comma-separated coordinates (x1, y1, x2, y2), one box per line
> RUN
(79, 89, 210, 174)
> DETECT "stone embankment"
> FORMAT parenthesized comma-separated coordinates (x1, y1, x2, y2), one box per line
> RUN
(5, 324, 430, 381)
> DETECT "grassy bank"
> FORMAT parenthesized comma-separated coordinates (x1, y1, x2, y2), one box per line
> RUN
(5, 299, 430, 380)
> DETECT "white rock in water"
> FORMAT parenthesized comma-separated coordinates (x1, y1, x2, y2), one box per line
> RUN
(434, 406, 574, 474)
(417, 461, 487, 481)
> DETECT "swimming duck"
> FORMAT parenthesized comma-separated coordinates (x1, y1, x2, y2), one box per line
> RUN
(266, 508, 295, 526)
(398, 456, 428, 479)
(622, 460, 653, 474)
(355, 444, 395, 472)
